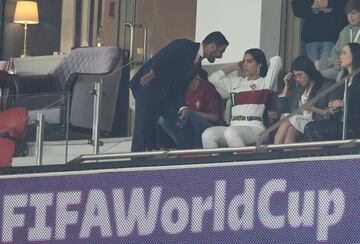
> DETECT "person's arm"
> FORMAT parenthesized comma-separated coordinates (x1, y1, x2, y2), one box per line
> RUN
(222, 61, 243, 76)
(330, 28, 346, 67)
(307, 106, 330, 117)
(291, 0, 313, 18)
(264, 56, 283, 91)
(277, 72, 294, 113)
(191, 110, 219, 122)
(149, 39, 196, 84)
(208, 69, 240, 100)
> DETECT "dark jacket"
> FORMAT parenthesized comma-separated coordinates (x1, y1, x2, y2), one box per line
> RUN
(130, 39, 200, 109)
(277, 80, 340, 121)
(342, 72, 360, 121)
(292, 0, 348, 43)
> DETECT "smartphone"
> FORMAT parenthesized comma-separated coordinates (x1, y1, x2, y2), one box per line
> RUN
(176, 115, 188, 128)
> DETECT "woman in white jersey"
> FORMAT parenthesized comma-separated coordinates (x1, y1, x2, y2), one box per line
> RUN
(202, 48, 282, 148)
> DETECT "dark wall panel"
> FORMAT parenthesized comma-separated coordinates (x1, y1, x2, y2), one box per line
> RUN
(2, 0, 62, 59)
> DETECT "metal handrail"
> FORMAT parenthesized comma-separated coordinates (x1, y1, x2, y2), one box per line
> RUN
(70, 139, 360, 163)
(135, 24, 148, 63)
(255, 77, 347, 149)
(124, 22, 134, 61)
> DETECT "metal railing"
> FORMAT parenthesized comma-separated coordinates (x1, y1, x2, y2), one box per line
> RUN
(69, 70, 360, 164)
(70, 138, 360, 164)
(255, 76, 348, 149)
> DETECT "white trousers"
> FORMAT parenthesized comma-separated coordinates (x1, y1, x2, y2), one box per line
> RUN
(202, 125, 266, 148)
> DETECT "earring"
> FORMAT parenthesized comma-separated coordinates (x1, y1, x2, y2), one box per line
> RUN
(256, 66, 260, 75)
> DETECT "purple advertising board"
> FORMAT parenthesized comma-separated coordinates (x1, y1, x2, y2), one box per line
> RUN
(0, 156, 359, 243)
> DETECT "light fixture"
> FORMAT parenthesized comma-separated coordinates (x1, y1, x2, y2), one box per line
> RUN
(14, 1, 39, 57)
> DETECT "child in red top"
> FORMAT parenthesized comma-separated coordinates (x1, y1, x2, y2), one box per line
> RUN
(159, 70, 222, 148)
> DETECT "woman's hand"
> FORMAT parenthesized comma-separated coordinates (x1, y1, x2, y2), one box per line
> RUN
(322, 108, 334, 119)
(237, 60, 244, 71)
(283, 72, 295, 87)
(336, 58, 342, 69)
(328, 99, 344, 112)
(312, 0, 328, 9)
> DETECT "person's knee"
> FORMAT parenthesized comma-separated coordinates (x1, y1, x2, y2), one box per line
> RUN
(202, 128, 217, 148)
(223, 127, 236, 139)
(202, 128, 214, 142)
(224, 127, 246, 147)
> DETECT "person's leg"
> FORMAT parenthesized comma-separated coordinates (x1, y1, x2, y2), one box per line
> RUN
(347, 121, 360, 139)
(320, 41, 335, 60)
(284, 125, 300, 144)
(321, 67, 341, 81)
(224, 126, 264, 147)
(317, 41, 335, 71)
(274, 120, 292, 144)
(306, 42, 321, 63)
(202, 126, 228, 149)
(158, 116, 177, 144)
(131, 100, 157, 152)
(160, 99, 193, 150)
(187, 112, 213, 148)
(303, 120, 342, 142)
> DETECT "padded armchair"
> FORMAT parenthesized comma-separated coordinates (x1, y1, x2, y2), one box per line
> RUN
(9, 46, 129, 137)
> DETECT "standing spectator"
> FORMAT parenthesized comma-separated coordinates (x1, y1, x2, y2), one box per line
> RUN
(130, 32, 228, 152)
(304, 42, 360, 141)
(322, 0, 360, 80)
(292, 0, 348, 70)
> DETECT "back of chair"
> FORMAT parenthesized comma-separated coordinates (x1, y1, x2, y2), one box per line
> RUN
(56, 46, 126, 134)
(50, 46, 122, 91)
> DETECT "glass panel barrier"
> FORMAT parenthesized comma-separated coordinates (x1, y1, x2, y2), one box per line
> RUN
(1, 92, 70, 167)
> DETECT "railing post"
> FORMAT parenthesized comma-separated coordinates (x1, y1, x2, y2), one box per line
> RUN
(89, 80, 103, 154)
(35, 112, 44, 166)
(342, 79, 348, 140)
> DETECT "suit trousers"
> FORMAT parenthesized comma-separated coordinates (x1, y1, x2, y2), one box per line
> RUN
(131, 86, 193, 152)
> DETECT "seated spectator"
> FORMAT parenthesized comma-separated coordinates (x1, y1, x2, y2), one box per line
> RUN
(291, 0, 347, 70)
(158, 69, 222, 148)
(304, 42, 360, 141)
(322, 0, 360, 80)
(274, 56, 339, 144)
(202, 49, 282, 148)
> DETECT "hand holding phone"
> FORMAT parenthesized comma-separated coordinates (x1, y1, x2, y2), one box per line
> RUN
(176, 115, 188, 128)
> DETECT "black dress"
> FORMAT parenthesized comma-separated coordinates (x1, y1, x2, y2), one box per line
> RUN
(304, 72, 360, 141)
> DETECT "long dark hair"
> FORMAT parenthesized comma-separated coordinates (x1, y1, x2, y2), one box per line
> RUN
(291, 56, 325, 99)
(244, 48, 268, 77)
(342, 42, 360, 78)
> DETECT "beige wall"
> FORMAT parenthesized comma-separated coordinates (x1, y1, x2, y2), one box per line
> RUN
(60, 0, 75, 54)
(134, 0, 196, 61)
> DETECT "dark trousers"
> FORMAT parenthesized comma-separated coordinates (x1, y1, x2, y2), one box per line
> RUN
(131, 87, 193, 152)
(158, 111, 214, 149)
(304, 119, 360, 142)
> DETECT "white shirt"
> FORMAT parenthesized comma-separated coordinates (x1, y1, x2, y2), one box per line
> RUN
(209, 56, 282, 128)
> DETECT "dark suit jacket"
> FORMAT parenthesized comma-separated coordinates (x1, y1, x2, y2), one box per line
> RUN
(277, 80, 340, 121)
(130, 39, 200, 109)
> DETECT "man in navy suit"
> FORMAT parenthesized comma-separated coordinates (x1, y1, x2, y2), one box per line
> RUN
(130, 31, 229, 152)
